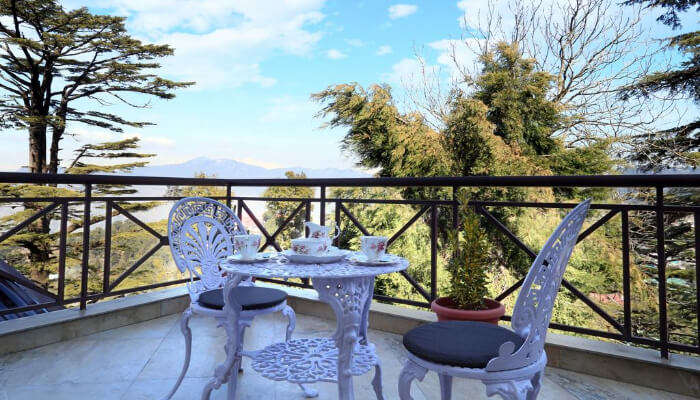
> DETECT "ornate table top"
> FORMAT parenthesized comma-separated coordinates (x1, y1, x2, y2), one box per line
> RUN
(220, 252, 408, 279)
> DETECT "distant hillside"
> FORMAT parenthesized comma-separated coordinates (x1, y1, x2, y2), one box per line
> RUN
(131, 157, 371, 179)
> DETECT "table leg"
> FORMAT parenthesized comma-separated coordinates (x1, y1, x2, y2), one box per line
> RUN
(313, 276, 374, 400)
(359, 279, 374, 345)
(201, 275, 243, 400)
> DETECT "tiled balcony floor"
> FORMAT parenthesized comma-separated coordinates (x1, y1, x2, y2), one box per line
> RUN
(0, 311, 691, 400)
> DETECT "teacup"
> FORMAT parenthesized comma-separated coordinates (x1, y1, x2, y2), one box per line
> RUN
(360, 236, 388, 261)
(234, 234, 261, 260)
(305, 222, 340, 247)
(291, 238, 329, 256)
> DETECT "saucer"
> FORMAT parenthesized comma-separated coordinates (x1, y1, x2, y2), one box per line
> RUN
(227, 253, 275, 264)
(348, 253, 398, 266)
(280, 247, 349, 264)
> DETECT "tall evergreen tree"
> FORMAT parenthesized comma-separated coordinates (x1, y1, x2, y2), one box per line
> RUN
(620, 0, 699, 342)
(0, 1, 190, 285)
(620, 0, 699, 171)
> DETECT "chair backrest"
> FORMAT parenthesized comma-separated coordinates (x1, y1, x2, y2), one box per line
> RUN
(168, 197, 247, 300)
(486, 199, 590, 372)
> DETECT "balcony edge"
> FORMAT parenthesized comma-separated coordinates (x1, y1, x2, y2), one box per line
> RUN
(0, 285, 697, 397)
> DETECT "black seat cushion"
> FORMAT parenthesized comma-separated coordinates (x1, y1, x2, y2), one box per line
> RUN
(403, 321, 525, 368)
(198, 287, 287, 311)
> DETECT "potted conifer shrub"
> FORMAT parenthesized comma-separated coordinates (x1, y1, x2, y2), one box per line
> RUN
(430, 197, 505, 324)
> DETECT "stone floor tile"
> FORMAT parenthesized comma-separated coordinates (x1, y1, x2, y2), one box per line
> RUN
(1, 382, 129, 400)
(0, 312, 690, 400)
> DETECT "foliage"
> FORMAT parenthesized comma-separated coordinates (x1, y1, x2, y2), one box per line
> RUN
(330, 186, 440, 303)
(619, 0, 699, 172)
(445, 193, 492, 310)
(622, 0, 699, 29)
(0, 0, 188, 285)
(0, 0, 192, 174)
(165, 172, 228, 199)
(619, 0, 699, 344)
(262, 171, 314, 248)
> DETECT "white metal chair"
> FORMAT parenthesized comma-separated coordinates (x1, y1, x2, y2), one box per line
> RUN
(398, 199, 591, 400)
(162, 197, 300, 399)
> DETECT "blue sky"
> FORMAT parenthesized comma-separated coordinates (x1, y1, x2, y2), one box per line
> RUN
(0, 1, 694, 172)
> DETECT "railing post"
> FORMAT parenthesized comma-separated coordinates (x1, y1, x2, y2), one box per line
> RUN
(305, 200, 311, 237)
(320, 185, 326, 226)
(237, 199, 243, 221)
(695, 212, 699, 352)
(80, 184, 92, 310)
(334, 200, 341, 247)
(103, 200, 113, 296)
(57, 202, 68, 306)
(430, 204, 438, 301)
(226, 184, 232, 208)
(452, 186, 459, 229)
(656, 186, 669, 358)
(621, 209, 632, 340)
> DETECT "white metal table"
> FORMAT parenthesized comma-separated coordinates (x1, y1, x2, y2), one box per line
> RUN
(202, 254, 408, 400)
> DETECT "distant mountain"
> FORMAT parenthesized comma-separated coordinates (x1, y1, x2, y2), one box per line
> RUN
(131, 157, 371, 179)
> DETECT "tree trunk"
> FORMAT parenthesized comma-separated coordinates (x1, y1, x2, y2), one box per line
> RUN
(24, 121, 52, 284)
(28, 122, 47, 173)
(49, 119, 65, 174)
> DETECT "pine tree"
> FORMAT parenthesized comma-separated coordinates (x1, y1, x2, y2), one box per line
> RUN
(620, 0, 699, 171)
(0, 1, 190, 285)
(620, 0, 699, 342)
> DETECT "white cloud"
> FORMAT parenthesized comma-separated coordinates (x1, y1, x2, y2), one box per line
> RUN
(383, 58, 433, 87)
(388, 4, 418, 19)
(428, 38, 482, 78)
(326, 49, 347, 60)
(376, 45, 393, 55)
(88, 0, 327, 90)
(345, 38, 365, 47)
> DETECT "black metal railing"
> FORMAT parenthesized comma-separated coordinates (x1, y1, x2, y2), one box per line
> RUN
(0, 172, 697, 359)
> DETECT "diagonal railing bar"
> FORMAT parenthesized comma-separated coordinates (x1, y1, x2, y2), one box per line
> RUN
(479, 204, 624, 332)
(576, 209, 620, 243)
(495, 277, 525, 302)
(561, 279, 625, 333)
(399, 270, 432, 301)
(0, 268, 57, 300)
(107, 243, 163, 292)
(387, 205, 430, 247)
(260, 201, 305, 251)
(338, 202, 371, 236)
(0, 202, 59, 244)
(240, 200, 282, 252)
(111, 203, 164, 240)
(476, 205, 537, 258)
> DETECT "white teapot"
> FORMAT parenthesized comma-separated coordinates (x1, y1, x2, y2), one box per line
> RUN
(304, 222, 340, 247)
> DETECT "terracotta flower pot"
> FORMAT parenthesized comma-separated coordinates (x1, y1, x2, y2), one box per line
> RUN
(430, 297, 506, 325)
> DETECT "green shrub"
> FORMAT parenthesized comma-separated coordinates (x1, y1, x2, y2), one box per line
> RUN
(445, 194, 492, 309)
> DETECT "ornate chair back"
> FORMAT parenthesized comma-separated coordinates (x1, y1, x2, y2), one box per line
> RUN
(168, 197, 246, 300)
(486, 199, 591, 372)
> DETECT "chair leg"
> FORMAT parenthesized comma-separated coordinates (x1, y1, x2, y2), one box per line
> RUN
(282, 304, 296, 342)
(161, 308, 192, 400)
(438, 373, 453, 400)
(217, 320, 249, 400)
(298, 384, 319, 398)
(371, 361, 384, 400)
(527, 370, 543, 400)
(483, 378, 534, 400)
(398, 359, 427, 400)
